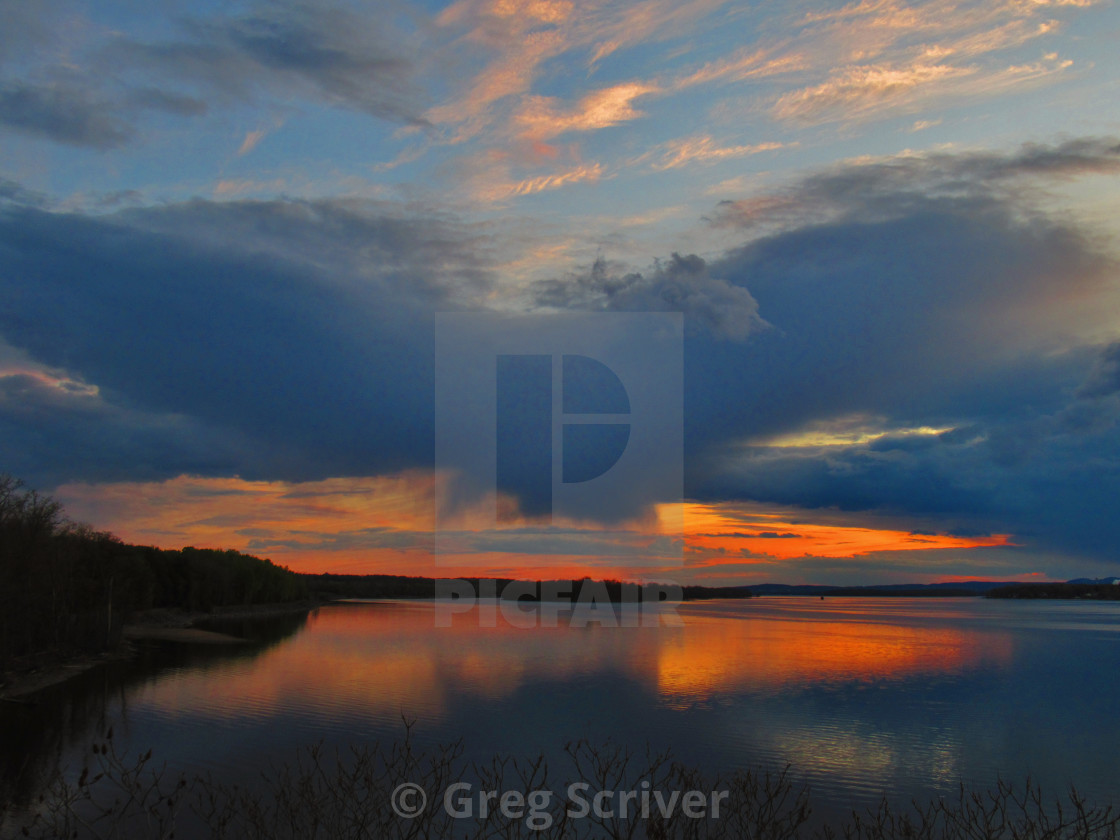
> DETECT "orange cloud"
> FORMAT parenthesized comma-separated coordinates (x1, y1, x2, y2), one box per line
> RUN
(55, 473, 438, 575)
(515, 83, 660, 140)
(53, 478, 1014, 583)
(680, 500, 1012, 565)
(508, 162, 605, 196)
(427, 0, 733, 139)
(467, 159, 605, 202)
(53, 472, 678, 579)
(0, 367, 100, 398)
(773, 52, 1073, 125)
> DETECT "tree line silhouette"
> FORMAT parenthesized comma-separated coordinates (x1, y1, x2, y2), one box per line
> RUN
(0, 474, 307, 668)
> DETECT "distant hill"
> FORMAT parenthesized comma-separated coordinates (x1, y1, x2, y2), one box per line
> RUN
(748, 581, 1015, 597)
(680, 585, 754, 600)
(987, 582, 1120, 600)
(1067, 577, 1120, 585)
(748, 584, 834, 596)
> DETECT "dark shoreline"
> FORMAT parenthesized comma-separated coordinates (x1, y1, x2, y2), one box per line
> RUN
(0, 599, 322, 701)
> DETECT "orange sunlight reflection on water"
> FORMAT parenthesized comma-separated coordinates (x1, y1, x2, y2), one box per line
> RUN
(132, 600, 1012, 731)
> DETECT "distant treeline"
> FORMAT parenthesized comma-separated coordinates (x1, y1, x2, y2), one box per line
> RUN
(303, 572, 445, 599)
(0, 475, 307, 667)
(819, 587, 983, 597)
(987, 582, 1120, 600)
(303, 574, 753, 603)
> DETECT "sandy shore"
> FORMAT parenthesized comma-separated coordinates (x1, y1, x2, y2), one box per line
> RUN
(122, 626, 246, 644)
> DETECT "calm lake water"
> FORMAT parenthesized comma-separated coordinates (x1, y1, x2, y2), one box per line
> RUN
(3, 597, 1120, 826)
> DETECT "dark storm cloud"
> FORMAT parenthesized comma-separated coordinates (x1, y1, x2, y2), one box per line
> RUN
(697, 390, 1120, 563)
(710, 137, 1120, 229)
(3, 137, 1120, 568)
(672, 139, 1120, 567)
(671, 139, 1120, 460)
(0, 370, 250, 486)
(0, 178, 47, 207)
(539, 138, 1120, 355)
(0, 195, 494, 487)
(686, 210, 1108, 449)
(933, 137, 1120, 182)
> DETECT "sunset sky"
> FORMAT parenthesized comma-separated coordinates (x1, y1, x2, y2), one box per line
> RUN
(3, 0, 1120, 584)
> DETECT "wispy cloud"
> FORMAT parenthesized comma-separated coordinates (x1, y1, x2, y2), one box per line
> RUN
(508, 163, 605, 196)
(372, 143, 430, 172)
(0, 0, 429, 150)
(672, 48, 806, 90)
(213, 177, 291, 196)
(424, 0, 734, 140)
(515, 82, 659, 140)
(773, 54, 1072, 125)
(467, 159, 606, 202)
(0, 79, 134, 149)
(237, 129, 268, 156)
(773, 61, 975, 123)
(643, 136, 788, 171)
(729, 0, 1096, 128)
(106, 0, 428, 125)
